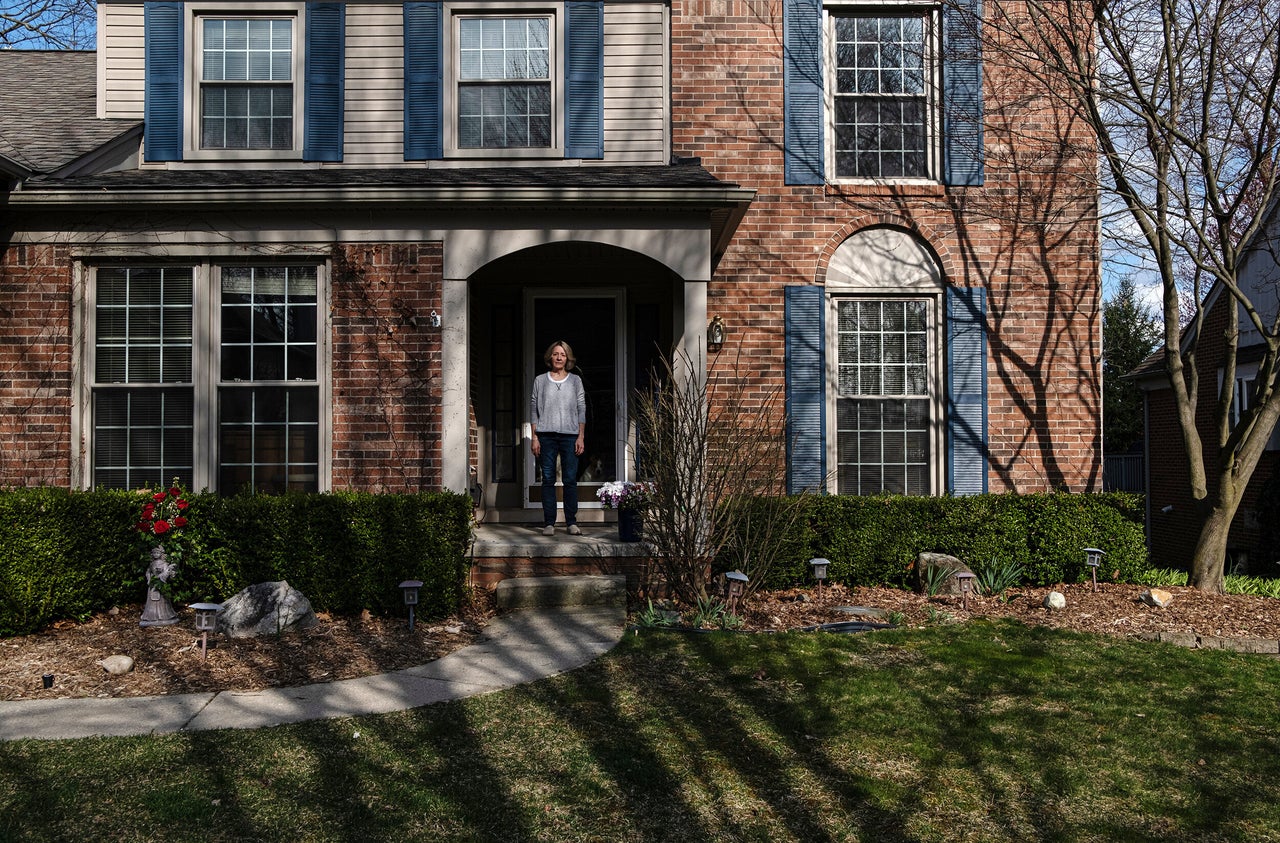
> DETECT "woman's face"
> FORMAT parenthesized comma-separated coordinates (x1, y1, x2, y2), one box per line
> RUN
(548, 345, 568, 371)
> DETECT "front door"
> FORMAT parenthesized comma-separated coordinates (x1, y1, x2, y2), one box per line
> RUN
(525, 292, 626, 508)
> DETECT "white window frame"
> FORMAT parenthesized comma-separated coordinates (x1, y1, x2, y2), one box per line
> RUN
(823, 227, 946, 495)
(823, 4, 941, 184)
(74, 260, 332, 492)
(827, 294, 943, 494)
(183, 3, 307, 161)
(1222, 362, 1280, 451)
(443, 2, 565, 159)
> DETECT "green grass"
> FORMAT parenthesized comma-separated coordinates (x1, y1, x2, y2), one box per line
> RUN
(3, 621, 1280, 842)
(1136, 568, 1280, 597)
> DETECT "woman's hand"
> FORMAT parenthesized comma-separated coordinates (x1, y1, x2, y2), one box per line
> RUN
(531, 435, 540, 457)
(575, 434, 585, 456)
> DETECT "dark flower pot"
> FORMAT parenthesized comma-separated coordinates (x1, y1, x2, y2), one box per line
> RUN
(618, 508, 643, 543)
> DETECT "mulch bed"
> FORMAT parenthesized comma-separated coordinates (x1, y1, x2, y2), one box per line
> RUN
(3, 582, 1277, 702)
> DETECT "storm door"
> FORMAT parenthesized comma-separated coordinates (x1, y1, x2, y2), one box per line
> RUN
(524, 292, 626, 507)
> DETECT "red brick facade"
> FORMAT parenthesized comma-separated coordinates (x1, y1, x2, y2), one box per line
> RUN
(329, 243, 445, 492)
(0, 244, 74, 487)
(671, 0, 1103, 492)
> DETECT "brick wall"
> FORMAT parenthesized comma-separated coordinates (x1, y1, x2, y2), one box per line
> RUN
(330, 243, 445, 492)
(1145, 292, 1280, 571)
(0, 244, 73, 486)
(672, 0, 1102, 492)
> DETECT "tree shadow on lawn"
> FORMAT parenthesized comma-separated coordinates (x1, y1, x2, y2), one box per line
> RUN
(5, 622, 1280, 842)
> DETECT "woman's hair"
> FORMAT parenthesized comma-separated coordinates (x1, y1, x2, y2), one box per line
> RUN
(543, 340, 576, 370)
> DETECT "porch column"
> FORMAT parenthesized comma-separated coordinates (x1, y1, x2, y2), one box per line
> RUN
(677, 280, 708, 388)
(441, 278, 470, 493)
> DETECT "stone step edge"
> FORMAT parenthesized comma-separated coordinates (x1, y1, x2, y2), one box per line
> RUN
(495, 575, 627, 611)
(1134, 631, 1280, 654)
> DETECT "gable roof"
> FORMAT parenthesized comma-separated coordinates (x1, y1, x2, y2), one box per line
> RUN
(0, 50, 140, 176)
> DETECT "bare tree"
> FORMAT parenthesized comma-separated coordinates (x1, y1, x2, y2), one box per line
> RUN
(981, 0, 1280, 591)
(2, 0, 96, 49)
(632, 351, 812, 605)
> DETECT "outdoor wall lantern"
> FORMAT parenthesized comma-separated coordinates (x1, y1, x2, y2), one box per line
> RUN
(1084, 548, 1106, 593)
(707, 315, 726, 352)
(190, 602, 223, 660)
(725, 570, 749, 614)
(955, 572, 977, 611)
(809, 558, 830, 592)
(400, 580, 424, 631)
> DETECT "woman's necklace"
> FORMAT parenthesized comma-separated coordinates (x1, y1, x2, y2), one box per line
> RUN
(550, 372, 566, 390)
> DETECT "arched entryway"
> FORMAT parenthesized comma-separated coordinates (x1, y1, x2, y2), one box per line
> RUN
(468, 241, 681, 521)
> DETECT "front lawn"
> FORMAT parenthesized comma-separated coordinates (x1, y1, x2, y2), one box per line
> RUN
(3, 620, 1279, 842)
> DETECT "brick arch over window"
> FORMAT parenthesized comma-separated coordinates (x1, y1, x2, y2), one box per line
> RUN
(816, 218, 958, 287)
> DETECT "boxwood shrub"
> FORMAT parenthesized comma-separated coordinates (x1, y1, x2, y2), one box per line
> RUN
(739, 492, 1146, 590)
(0, 488, 473, 638)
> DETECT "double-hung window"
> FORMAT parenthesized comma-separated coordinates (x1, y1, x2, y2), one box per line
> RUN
(405, 1, 603, 161)
(88, 263, 325, 493)
(457, 16, 552, 149)
(831, 14, 932, 179)
(835, 299, 932, 494)
(199, 17, 297, 151)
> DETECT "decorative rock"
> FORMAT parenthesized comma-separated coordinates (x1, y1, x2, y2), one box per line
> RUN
(217, 581, 317, 638)
(1043, 591, 1067, 611)
(1140, 588, 1174, 608)
(97, 655, 134, 675)
(914, 553, 972, 596)
(834, 606, 891, 620)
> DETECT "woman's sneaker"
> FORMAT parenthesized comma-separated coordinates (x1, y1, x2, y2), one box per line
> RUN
(567, 525, 582, 536)
(542, 524, 555, 536)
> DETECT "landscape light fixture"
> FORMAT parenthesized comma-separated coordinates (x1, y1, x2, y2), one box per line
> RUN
(190, 602, 223, 660)
(955, 571, 977, 611)
(725, 570, 749, 614)
(1084, 548, 1106, 593)
(707, 315, 726, 352)
(809, 558, 830, 593)
(400, 580, 424, 631)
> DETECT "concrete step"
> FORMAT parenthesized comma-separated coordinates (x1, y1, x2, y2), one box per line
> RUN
(495, 575, 627, 611)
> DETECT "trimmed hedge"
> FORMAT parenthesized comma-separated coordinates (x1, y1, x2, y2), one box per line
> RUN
(0, 489, 473, 638)
(742, 492, 1147, 589)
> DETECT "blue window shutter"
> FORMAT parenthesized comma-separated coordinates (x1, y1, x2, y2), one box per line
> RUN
(946, 286, 988, 495)
(943, 0, 984, 186)
(785, 286, 826, 493)
(144, 2, 183, 163)
(565, 0, 603, 159)
(304, 3, 345, 162)
(783, 0, 823, 185)
(404, 2, 443, 160)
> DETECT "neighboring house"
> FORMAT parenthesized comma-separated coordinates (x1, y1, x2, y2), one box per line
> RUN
(1130, 246, 1280, 574)
(0, 0, 1101, 518)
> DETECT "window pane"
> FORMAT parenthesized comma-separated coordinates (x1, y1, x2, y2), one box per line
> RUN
(832, 13, 930, 179)
(218, 386, 319, 493)
(836, 299, 932, 495)
(96, 268, 192, 386)
(93, 388, 194, 490)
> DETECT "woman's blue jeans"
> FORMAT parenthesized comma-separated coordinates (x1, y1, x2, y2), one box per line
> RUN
(539, 433, 579, 527)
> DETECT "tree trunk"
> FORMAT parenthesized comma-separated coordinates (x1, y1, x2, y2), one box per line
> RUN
(1188, 500, 1241, 594)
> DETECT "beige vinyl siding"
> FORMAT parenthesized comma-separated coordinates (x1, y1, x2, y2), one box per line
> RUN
(342, 4, 406, 166)
(601, 4, 668, 165)
(101, 3, 145, 119)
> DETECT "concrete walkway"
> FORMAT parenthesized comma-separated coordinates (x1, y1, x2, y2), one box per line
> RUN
(0, 605, 626, 742)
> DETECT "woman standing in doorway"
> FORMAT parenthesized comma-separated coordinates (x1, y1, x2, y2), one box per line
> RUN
(531, 340, 587, 536)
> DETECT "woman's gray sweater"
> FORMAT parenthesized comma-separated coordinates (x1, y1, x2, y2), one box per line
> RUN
(531, 372, 586, 435)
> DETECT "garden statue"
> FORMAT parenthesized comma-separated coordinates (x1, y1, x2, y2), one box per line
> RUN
(134, 478, 191, 628)
(139, 545, 179, 627)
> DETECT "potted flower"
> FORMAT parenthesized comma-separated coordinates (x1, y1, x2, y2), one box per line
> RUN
(136, 478, 191, 627)
(597, 480, 653, 542)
